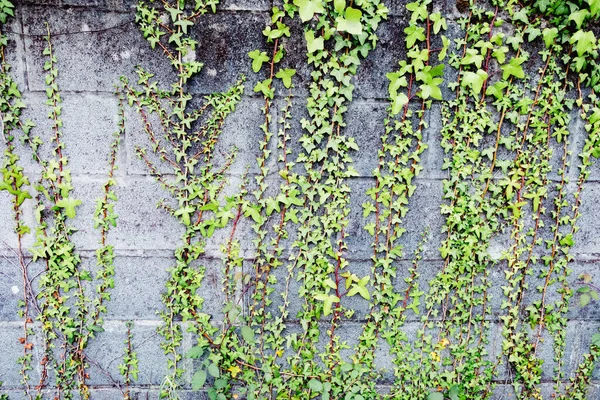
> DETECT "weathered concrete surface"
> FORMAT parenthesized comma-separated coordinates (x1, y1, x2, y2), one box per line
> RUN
(1, 0, 600, 398)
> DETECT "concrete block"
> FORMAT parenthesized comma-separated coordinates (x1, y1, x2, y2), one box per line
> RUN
(188, 12, 270, 96)
(64, 176, 183, 251)
(91, 255, 171, 320)
(0, 322, 35, 388)
(22, 5, 175, 93)
(207, 97, 272, 176)
(0, 191, 35, 251)
(353, 18, 407, 100)
(107, 177, 184, 250)
(422, 102, 446, 180)
(346, 178, 445, 260)
(573, 182, 600, 257)
(126, 96, 273, 178)
(0, 257, 45, 322)
(345, 101, 388, 177)
(4, 15, 26, 91)
(85, 320, 169, 386)
(0, 257, 22, 322)
(19, 92, 121, 176)
(218, 0, 270, 11)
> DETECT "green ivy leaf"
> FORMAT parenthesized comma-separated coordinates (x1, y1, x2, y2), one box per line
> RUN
(427, 392, 444, 400)
(173, 18, 194, 34)
(334, 0, 345, 13)
(430, 12, 447, 34)
(308, 378, 323, 392)
(560, 233, 574, 247)
(314, 293, 340, 316)
(581, 293, 591, 307)
(347, 276, 370, 300)
(439, 35, 449, 61)
(570, 30, 597, 57)
(404, 25, 425, 48)
(248, 50, 270, 73)
(265, 197, 281, 216)
(305, 30, 324, 53)
(486, 81, 508, 99)
(54, 197, 82, 219)
(253, 78, 274, 99)
(241, 326, 255, 343)
(186, 346, 205, 359)
(461, 69, 488, 95)
(461, 49, 484, 69)
(448, 386, 460, 400)
(275, 68, 296, 88)
(164, 5, 183, 22)
(391, 93, 409, 115)
(590, 0, 600, 17)
(336, 7, 363, 35)
(192, 370, 207, 390)
(174, 205, 195, 226)
(207, 363, 220, 378)
(501, 57, 526, 80)
(293, 0, 325, 22)
(569, 9, 590, 29)
(406, 1, 427, 22)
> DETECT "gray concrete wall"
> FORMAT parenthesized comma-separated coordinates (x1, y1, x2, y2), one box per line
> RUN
(1, 0, 600, 398)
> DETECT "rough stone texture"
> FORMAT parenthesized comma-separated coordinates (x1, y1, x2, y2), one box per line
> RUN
(1, 0, 600, 398)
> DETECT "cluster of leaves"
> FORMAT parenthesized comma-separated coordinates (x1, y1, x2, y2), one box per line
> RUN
(0, 7, 131, 399)
(2, 0, 600, 398)
(118, 321, 139, 400)
(131, 1, 249, 398)
(130, 0, 600, 399)
(528, 0, 600, 88)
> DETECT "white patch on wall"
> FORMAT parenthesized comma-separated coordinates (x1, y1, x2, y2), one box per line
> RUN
(487, 233, 509, 261)
(207, 68, 217, 77)
(81, 23, 90, 32)
(182, 47, 196, 63)
(11, 285, 19, 295)
(112, 53, 120, 62)
(120, 50, 131, 60)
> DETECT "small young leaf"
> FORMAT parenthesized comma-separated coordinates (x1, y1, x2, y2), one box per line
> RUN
(248, 50, 270, 73)
(192, 370, 207, 390)
(336, 7, 363, 35)
(293, 0, 325, 22)
(427, 392, 444, 400)
(54, 197, 82, 219)
(207, 363, 220, 378)
(275, 68, 296, 88)
(241, 326, 255, 343)
(308, 379, 323, 392)
(581, 293, 591, 307)
(305, 30, 324, 53)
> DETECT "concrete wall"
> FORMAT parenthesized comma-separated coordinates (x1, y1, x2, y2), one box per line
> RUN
(1, 0, 600, 398)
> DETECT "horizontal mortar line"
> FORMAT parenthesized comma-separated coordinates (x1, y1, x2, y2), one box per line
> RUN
(266, 309, 600, 325)
(13, 21, 136, 39)
(19, 90, 389, 103)
(19, 3, 134, 14)
(25, 89, 126, 95)
(6, 250, 600, 265)
(0, 319, 163, 328)
(277, 315, 600, 325)
(1, 316, 599, 329)
(2, 381, 599, 393)
(120, 171, 593, 186)
(16, 8, 270, 38)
